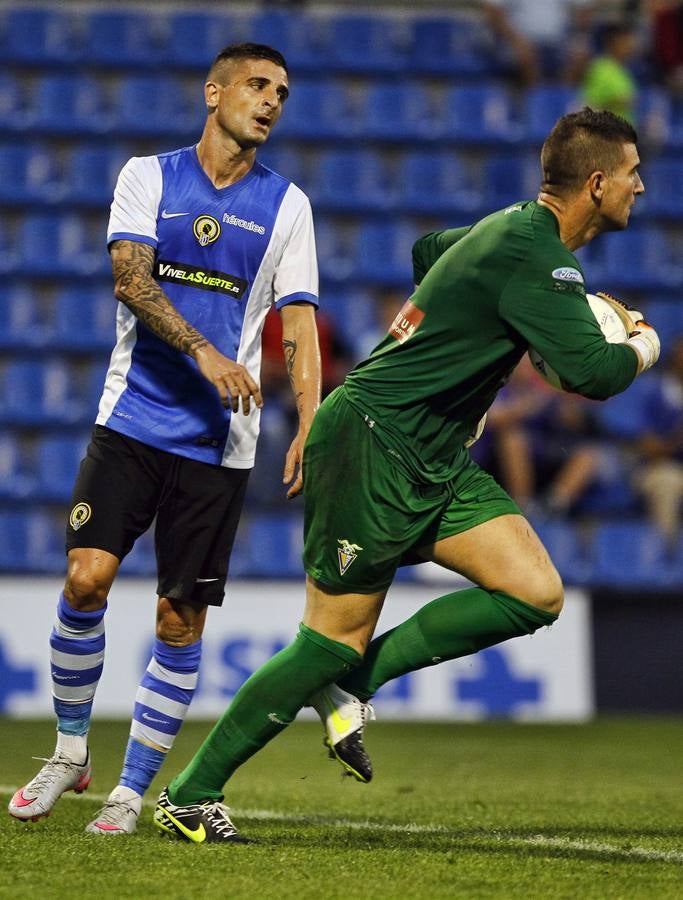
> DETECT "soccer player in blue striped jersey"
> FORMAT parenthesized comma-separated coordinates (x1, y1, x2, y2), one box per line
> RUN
(8, 43, 321, 836)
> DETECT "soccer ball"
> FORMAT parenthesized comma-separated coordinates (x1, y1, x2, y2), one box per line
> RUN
(528, 292, 628, 390)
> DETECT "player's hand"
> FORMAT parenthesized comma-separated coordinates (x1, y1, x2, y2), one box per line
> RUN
(283, 430, 306, 498)
(595, 291, 645, 331)
(193, 344, 263, 414)
(626, 321, 661, 373)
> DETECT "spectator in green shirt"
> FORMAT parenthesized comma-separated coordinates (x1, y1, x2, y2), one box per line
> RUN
(582, 23, 639, 124)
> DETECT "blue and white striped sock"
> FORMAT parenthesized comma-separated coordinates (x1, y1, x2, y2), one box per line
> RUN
(120, 637, 202, 797)
(50, 593, 106, 741)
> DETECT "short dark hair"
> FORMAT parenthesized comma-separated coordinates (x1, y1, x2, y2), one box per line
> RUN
(540, 107, 638, 195)
(208, 43, 288, 82)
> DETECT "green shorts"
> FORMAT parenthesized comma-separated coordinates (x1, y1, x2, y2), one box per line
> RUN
(302, 387, 521, 593)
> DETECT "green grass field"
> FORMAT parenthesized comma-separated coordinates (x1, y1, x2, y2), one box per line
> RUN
(1, 718, 682, 899)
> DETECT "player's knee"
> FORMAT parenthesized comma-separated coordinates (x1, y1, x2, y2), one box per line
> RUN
(156, 597, 206, 646)
(517, 565, 564, 616)
(64, 568, 110, 610)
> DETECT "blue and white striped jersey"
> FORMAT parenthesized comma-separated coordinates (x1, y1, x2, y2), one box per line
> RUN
(98, 145, 318, 468)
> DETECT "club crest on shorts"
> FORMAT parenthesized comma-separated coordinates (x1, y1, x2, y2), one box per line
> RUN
(69, 502, 92, 531)
(337, 538, 363, 575)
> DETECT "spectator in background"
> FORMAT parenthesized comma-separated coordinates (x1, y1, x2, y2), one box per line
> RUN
(635, 335, 683, 543)
(582, 22, 640, 123)
(472, 355, 605, 516)
(649, 0, 683, 95)
(481, 0, 596, 85)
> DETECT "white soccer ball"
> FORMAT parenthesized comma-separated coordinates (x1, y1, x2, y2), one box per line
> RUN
(528, 292, 628, 390)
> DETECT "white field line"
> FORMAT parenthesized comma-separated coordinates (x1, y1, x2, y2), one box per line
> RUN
(2, 785, 682, 865)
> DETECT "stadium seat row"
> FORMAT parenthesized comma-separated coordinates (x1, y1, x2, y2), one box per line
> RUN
(3, 141, 681, 222)
(0, 211, 680, 293)
(0, 504, 681, 588)
(0, 8, 495, 76)
(0, 358, 107, 427)
(1, 73, 680, 148)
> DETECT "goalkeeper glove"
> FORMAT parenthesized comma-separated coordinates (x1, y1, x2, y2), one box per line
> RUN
(595, 291, 660, 373)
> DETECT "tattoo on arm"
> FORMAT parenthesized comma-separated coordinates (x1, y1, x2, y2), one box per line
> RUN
(283, 338, 297, 383)
(283, 338, 305, 415)
(111, 241, 208, 356)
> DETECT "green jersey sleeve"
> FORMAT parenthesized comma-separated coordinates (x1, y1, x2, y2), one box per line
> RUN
(412, 226, 472, 285)
(499, 253, 638, 400)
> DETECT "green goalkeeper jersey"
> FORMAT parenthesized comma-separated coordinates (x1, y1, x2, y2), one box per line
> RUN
(344, 200, 638, 483)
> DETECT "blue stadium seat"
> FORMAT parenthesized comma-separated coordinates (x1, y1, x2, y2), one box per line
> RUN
(398, 149, 482, 215)
(36, 434, 88, 502)
(66, 144, 129, 207)
(0, 509, 64, 573)
(164, 12, 241, 68)
(0, 6, 77, 64)
(276, 80, 352, 139)
(0, 286, 45, 350)
(590, 228, 683, 293)
(0, 71, 26, 132)
(524, 85, 578, 144)
(0, 510, 34, 571)
(16, 213, 110, 278)
(442, 84, 521, 144)
(49, 287, 115, 351)
(312, 149, 392, 213)
(327, 15, 406, 73)
(247, 10, 328, 72)
(407, 17, 492, 76)
(643, 300, 683, 359)
(78, 10, 164, 68)
(356, 82, 433, 141)
(353, 220, 417, 285)
(113, 74, 203, 138)
(638, 86, 681, 150)
(640, 158, 683, 219)
(29, 74, 109, 135)
(484, 153, 539, 209)
(594, 374, 650, 441)
(0, 359, 84, 426)
(591, 520, 672, 589)
(0, 432, 35, 500)
(0, 142, 61, 206)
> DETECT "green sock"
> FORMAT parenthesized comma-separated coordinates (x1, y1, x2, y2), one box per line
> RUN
(339, 588, 557, 702)
(169, 623, 361, 804)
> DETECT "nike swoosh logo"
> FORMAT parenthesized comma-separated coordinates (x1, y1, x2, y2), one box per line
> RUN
(324, 695, 354, 735)
(159, 808, 206, 843)
(161, 210, 190, 219)
(142, 712, 170, 725)
(195, 577, 220, 583)
(13, 790, 35, 808)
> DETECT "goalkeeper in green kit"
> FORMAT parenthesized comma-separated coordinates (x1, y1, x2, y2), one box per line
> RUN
(154, 108, 661, 842)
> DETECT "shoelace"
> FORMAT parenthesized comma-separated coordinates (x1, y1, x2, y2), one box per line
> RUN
(94, 799, 137, 827)
(28, 755, 79, 791)
(360, 702, 376, 727)
(204, 801, 237, 836)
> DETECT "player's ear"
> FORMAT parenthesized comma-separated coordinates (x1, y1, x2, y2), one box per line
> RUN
(205, 80, 220, 112)
(588, 170, 605, 201)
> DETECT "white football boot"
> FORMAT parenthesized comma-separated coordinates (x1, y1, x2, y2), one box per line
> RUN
(85, 785, 142, 835)
(309, 683, 375, 783)
(8, 752, 92, 821)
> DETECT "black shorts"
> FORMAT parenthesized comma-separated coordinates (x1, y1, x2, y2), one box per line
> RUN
(66, 426, 250, 606)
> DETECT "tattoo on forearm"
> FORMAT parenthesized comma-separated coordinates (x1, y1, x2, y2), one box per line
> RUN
(112, 241, 207, 355)
(283, 338, 297, 384)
